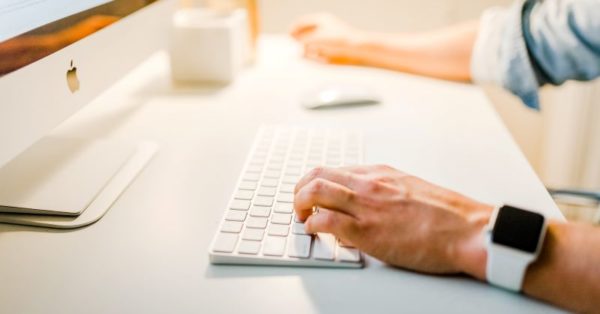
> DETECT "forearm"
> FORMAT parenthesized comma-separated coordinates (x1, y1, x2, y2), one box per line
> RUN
(461, 221, 600, 312)
(523, 222, 600, 312)
(353, 21, 479, 81)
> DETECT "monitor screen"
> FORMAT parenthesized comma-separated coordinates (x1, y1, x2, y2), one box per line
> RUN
(0, 0, 157, 76)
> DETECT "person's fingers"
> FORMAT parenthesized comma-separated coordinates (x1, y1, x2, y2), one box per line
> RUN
(303, 44, 329, 63)
(338, 165, 372, 174)
(294, 178, 357, 221)
(308, 43, 362, 65)
(289, 13, 334, 39)
(304, 51, 330, 64)
(301, 41, 363, 65)
(295, 167, 357, 194)
(289, 14, 326, 39)
(304, 208, 359, 241)
(290, 22, 317, 40)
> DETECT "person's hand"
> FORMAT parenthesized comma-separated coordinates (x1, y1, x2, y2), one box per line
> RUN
(294, 165, 493, 279)
(289, 13, 369, 65)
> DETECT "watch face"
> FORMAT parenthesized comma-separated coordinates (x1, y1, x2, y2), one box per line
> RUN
(492, 205, 545, 253)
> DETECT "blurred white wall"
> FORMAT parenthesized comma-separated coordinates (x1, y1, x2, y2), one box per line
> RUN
(259, 0, 509, 32)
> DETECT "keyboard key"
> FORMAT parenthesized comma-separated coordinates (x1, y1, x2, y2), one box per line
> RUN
(246, 217, 268, 229)
(242, 228, 265, 241)
(284, 167, 302, 176)
(292, 222, 308, 235)
(230, 200, 250, 211)
(239, 181, 257, 191)
(261, 179, 279, 187)
(282, 176, 300, 184)
(279, 183, 295, 193)
(290, 149, 305, 156)
(253, 149, 268, 156)
(310, 149, 324, 155)
(326, 161, 341, 167)
(257, 187, 276, 197)
(271, 213, 292, 225)
(246, 165, 263, 173)
(238, 240, 261, 255)
(328, 154, 342, 161)
(243, 173, 261, 182)
(212, 233, 238, 253)
(274, 202, 293, 214)
(234, 190, 254, 200)
(306, 163, 322, 169)
(250, 158, 265, 167)
(286, 160, 303, 167)
(270, 156, 284, 163)
(260, 136, 272, 144)
(307, 157, 322, 164)
(267, 163, 283, 171)
(327, 152, 341, 159)
(253, 196, 274, 207)
(225, 210, 247, 222)
(294, 214, 303, 223)
(313, 233, 336, 260)
(221, 221, 243, 233)
(344, 158, 359, 165)
(277, 192, 294, 203)
(268, 224, 290, 236)
(308, 151, 322, 158)
(255, 146, 269, 153)
(262, 236, 287, 256)
(264, 170, 281, 178)
(249, 206, 271, 217)
(276, 143, 288, 151)
(337, 247, 361, 262)
(256, 145, 270, 153)
(338, 238, 355, 248)
(287, 235, 312, 258)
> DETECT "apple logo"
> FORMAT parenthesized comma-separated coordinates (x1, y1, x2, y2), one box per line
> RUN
(66, 60, 80, 93)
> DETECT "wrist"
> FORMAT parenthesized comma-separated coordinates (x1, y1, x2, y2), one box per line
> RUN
(352, 31, 432, 73)
(454, 203, 493, 280)
(346, 30, 381, 63)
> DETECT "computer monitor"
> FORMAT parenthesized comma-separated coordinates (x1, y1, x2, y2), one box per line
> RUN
(0, 0, 175, 168)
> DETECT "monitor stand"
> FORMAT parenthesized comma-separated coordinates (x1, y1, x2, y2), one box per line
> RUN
(0, 137, 157, 229)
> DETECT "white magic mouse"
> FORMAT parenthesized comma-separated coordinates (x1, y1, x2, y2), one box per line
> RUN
(301, 84, 381, 110)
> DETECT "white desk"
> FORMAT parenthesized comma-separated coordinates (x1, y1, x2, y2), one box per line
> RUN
(0, 36, 565, 313)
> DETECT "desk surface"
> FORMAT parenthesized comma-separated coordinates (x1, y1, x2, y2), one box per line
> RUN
(0, 36, 565, 314)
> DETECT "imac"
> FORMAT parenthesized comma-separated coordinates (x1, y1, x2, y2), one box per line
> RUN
(0, 0, 175, 228)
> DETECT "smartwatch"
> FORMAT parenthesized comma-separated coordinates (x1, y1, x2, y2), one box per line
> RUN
(484, 205, 548, 292)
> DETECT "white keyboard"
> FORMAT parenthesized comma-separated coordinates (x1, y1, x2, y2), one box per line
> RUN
(209, 126, 364, 268)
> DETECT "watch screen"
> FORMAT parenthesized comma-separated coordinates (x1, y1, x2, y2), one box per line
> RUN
(492, 205, 545, 253)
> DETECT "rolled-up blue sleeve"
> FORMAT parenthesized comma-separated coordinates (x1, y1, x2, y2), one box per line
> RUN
(471, 0, 600, 110)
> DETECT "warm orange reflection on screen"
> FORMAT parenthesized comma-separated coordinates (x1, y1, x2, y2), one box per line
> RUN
(0, 0, 156, 76)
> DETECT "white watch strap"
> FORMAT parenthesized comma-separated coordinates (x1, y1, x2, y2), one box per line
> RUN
(486, 244, 532, 292)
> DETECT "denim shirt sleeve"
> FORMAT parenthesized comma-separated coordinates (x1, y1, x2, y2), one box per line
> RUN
(471, 0, 600, 110)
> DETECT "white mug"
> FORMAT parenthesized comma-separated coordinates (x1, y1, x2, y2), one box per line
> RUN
(170, 8, 248, 83)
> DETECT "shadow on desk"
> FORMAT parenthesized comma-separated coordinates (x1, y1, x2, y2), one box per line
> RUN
(130, 72, 231, 100)
(203, 260, 561, 313)
(0, 223, 79, 234)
